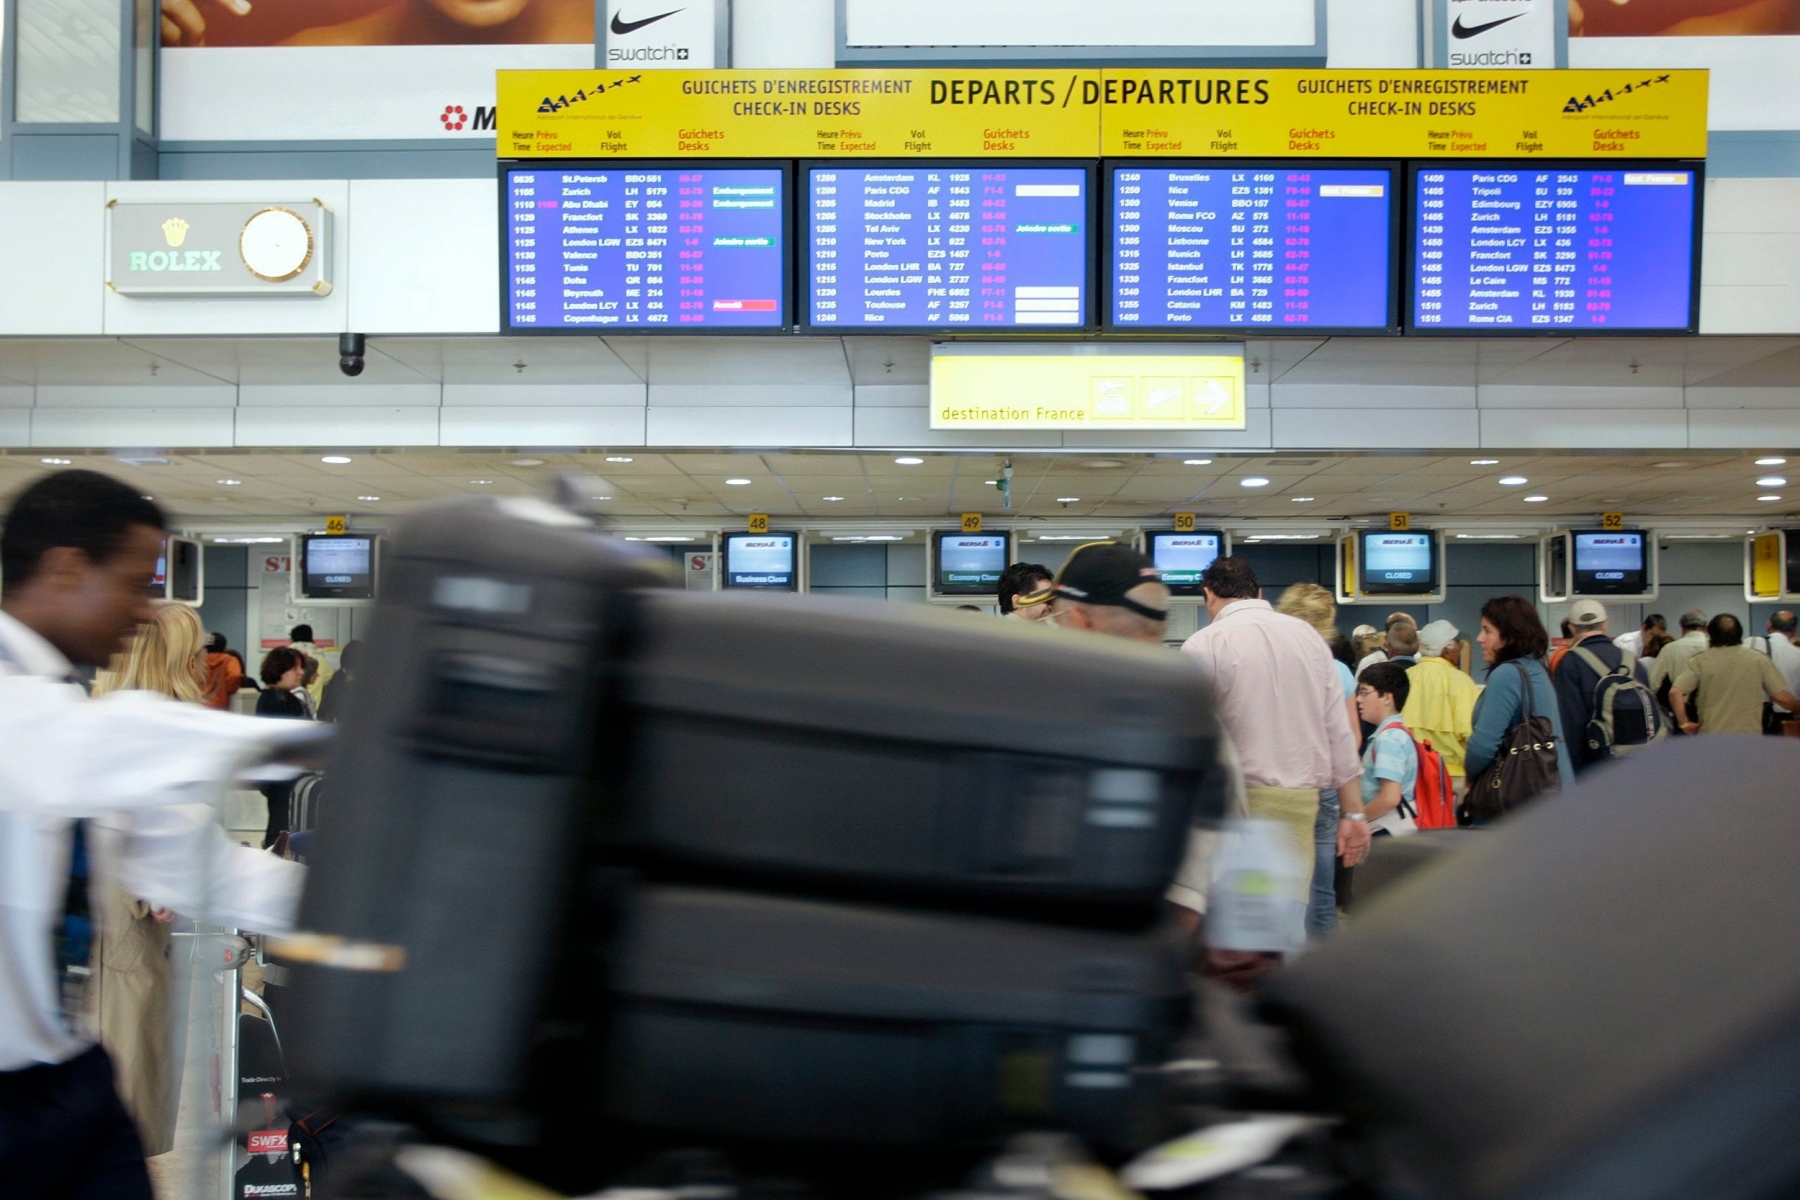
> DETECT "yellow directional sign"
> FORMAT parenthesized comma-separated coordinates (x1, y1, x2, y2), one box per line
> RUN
(499, 67, 1707, 160)
(747, 513, 770, 534)
(961, 513, 983, 533)
(1389, 512, 1411, 531)
(1173, 512, 1196, 533)
(324, 515, 347, 535)
(1753, 532, 1783, 599)
(1601, 511, 1625, 532)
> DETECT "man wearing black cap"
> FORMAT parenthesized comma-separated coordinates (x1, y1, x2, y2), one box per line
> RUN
(1046, 541, 1171, 643)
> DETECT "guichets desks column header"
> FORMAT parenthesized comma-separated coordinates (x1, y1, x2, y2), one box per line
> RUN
(495, 68, 1708, 159)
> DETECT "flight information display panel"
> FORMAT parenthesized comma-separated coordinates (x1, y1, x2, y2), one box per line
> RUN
(806, 163, 1093, 330)
(504, 163, 788, 332)
(1108, 163, 1396, 331)
(1411, 164, 1700, 333)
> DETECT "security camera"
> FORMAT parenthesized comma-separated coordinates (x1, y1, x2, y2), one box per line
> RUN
(339, 332, 366, 378)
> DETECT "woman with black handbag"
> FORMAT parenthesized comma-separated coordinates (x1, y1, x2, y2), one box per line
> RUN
(1462, 595, 1576, 824)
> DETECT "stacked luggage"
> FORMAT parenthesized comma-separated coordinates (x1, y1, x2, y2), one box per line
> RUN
(285, 496, 1222, 1175)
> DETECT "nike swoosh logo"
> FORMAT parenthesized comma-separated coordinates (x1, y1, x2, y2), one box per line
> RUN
(1452, 11, 1526, 38)
(611, 7, 683, 35)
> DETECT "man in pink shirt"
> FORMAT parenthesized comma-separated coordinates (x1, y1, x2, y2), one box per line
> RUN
(1181, 557, 1369, 938)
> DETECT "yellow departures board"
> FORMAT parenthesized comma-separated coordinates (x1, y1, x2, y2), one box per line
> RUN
(1101, 68, 1708, 158)
(499, 68, 1707, 161)
(497, 69, 1102, 159)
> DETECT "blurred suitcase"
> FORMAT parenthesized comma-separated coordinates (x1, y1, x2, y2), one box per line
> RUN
(288, 772, 326, 832)
(604, 886, 1192, 1153)
(1261, 738, 1800, 1200)
(286, 497, 672, 1107)
(612, 590, 1221, 915)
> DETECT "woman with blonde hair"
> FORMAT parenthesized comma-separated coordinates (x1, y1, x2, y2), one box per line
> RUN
(1275, 582, 1363, 937)
(89, 601, 209, 1161)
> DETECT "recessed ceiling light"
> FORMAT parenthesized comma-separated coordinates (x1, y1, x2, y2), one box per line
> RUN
(216, 478, 241, 486)
(865, 535, 903, 542)
(894, 456, 925, 466)
(984, 479, 997, 485)
(509, 458, 544, 467)
(1183, 458, 1214, 466)
(357, 495, 381, 502)
(590, 495, 613, 501)
(320, 455, 352, 465)
(1240, 476, 1270, 488)
(1757, 457, 1788, 466)
(1455, 533, 1523, 540)
(725, 477, 752, 486)
(1055, 496, 1081, 503)
(1498, 475, 1528, 486)
(604, 456, 634, 463)
(644, 535, 690, 542)
(1523, 495, 1549, 503)
(1760, 495, 1784, 502)
(469, 479, 494, 485)
(1757, 476, 1789, 488)
(1469, 459, 1500, 466)
(1291, 496, 1314, 502)
(40, 457, 71, 466)
(1653, 461, 1683, 469)
(822, 495, 846, 502)
(141, 495, 154, 502)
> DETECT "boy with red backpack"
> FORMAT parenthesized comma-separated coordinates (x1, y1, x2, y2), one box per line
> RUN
(1354, 663, 1455, 836)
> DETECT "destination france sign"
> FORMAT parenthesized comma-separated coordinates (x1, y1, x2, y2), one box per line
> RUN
(497, 68, 1707, 160)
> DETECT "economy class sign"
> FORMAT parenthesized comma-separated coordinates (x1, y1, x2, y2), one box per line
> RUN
(497, 69, 1102, 159)
(1099, 68, 1708, 158)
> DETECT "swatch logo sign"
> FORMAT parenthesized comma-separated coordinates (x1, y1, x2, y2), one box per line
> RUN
(606, 2, 713, 68)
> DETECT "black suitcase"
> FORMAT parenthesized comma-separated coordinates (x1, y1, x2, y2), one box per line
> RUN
(285, 496, 671, 1107)
(603, 885, 1192, 1153)
(1261, 738, 1800, 1200)
(612, 590, 1220, 914)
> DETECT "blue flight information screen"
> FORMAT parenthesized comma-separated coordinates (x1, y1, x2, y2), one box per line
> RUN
(504, 165, 786, 330)
(1110, 165, 1394, 330)
(807, 164, 1090, 328)
(1412, 166, 1698, 332)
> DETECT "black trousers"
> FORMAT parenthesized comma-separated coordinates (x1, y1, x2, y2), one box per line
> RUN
(261, 780, 292, 848)
(0, 1045, 153, 1200)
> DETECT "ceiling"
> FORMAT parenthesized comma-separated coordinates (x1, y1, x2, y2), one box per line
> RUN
(0, 334, 1796, 388)
(8, 446, 1798, 529)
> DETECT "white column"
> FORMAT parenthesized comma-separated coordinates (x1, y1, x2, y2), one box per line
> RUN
(732, 0, 836, 68)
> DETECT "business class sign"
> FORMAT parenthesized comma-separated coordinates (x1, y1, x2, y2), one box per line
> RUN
(497, 67, 1708, 159)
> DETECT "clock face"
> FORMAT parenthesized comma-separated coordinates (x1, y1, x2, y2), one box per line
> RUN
(239, 208, 313, 282)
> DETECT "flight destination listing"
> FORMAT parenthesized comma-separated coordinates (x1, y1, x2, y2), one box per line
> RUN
(808, 166, 1088, 327)
(505, 166, 785, 329)
(1413, 167, 1697, 330)
(1111, 166, 1393, 329)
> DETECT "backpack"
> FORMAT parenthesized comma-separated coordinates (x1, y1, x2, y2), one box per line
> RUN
(1395, 722, 1456, 830)
(1569, 645, 1666, 758)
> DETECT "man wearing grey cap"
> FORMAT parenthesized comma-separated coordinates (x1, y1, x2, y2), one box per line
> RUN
(1554, 600, 1653, 774)
(1649, 608, 1710, 716)
(1401, 619, 1480, 802)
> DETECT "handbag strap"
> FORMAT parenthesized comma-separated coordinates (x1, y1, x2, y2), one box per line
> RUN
(1512, 659, 1537, 722)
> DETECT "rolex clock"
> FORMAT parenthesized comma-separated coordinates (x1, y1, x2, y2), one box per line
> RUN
(240, 207, 313, 283)
(107, 198, 335, 295)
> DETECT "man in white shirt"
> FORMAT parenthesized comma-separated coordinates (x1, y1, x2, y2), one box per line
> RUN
(0, 470, 314, 1198)
(1613, 613, 1665, 658)
(1750, 610, 1800, 723)
(1181, 557, 1368, 943)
